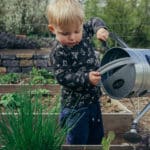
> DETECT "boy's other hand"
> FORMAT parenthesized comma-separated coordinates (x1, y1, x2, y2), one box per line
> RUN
(89, 71, 101, 86)
(96, 28, 109, 41)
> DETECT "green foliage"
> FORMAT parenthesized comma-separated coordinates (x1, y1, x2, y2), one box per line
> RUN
(102, 131, 115, 150)
(30, 88, 50, 97)
(0, 68, 57, 85)
(0, 93, 21, 108)
(30, 67, 57, 84)
(0, 91, 66, 150)
(0, 0, 49, 36)
(131, 0, 150, 47)
(0, 73, 21, 84)
(0, 88, 52, 110)
(84, 0, 150, 48)
(102, 0, 136, 33)
(30, 76, 47, 84)
(104, 0, 150, 48)
(38, 68, 54, 79)
(1, 0, 150, 46)
(50, 95, 61, 113)
(84, 0, 105, 49)
(84, 0, 102, 20)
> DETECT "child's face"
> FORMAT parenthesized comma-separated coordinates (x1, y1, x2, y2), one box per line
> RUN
(49, 23, 83, 47)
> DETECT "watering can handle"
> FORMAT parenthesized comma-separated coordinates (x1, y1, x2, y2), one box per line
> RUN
(109, 32, 129, 48)
(101, 32, 129, 50)
(97, 57, 135, 75)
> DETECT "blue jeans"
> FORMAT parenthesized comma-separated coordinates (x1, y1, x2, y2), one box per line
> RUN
(59, 102, 104, 144)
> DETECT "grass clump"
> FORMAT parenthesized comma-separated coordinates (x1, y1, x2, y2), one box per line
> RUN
(0, 90, 66, 150)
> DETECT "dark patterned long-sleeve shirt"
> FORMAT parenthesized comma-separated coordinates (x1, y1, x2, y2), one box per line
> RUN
(50, 18, 107, 109)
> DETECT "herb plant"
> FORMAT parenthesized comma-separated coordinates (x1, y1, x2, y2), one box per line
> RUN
(30, 88, 50, 96)
(0, 68, 57, 85)
(0, 91, 66, 150)
(0, 93, 21, 108)
(0, 73, 21, 84)
(102, 131, 115, 150)
(30, 67, 57, 84)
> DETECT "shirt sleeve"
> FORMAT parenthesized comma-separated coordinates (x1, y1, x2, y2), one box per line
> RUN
(84, 17, 107, 38)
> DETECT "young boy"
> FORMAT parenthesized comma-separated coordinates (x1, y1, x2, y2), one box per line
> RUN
(46, 0, 109, 145)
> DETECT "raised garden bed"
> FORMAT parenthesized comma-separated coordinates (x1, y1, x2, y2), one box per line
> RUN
(1, 86, 149, 149)
(61, 145, 135, 150)
(0, 112, 133, 150)
(0, 84, 60, 95)
(0, 94, 134, 149)
(1, 70, 143, 149)
(61, 109, 145, 149)
(0, 68, 60, 95)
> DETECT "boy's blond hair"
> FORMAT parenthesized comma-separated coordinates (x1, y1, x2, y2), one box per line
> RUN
(46, 0, 84, 27)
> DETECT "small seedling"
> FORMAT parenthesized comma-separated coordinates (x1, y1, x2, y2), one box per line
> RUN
(102, 131, 115, 150)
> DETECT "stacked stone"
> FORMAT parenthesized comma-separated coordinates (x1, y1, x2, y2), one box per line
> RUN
(0, 49, 52, 73)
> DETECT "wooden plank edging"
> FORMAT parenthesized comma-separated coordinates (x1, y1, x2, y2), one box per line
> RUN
(61, 145, 134, 150)
(0, 113, 133, 134)
(0, 84, 60, 95)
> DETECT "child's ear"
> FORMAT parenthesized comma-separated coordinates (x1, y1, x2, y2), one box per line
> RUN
(48, 24, 55, 34)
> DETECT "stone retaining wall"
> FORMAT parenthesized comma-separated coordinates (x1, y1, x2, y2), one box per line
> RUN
(0, 48, 52, 73)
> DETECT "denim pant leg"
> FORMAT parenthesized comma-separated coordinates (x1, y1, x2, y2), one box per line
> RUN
(60, 107, 89, 144)
(87, 102, 104, 144)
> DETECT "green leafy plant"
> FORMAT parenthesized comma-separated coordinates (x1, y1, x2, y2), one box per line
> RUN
(0, 68, 57, 85)
(30, 67, 42, 76)
(0, 73, 21, 84)
(30, 67, 57, 84)
(102, 131, 115, 150)
(38, 69, 54, 79)
(0, 93, 21, 108)
(30, 88, 50, 96)
(0, 91, 66, 150)
(30, 76, 47, 84)
(50, 95, 61, 113)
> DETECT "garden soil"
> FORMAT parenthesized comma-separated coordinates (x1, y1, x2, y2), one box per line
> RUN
(101, 95, 150, 148)
(100, 94, 150, 132)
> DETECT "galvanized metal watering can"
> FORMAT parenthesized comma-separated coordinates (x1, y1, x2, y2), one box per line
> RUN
(98, 33, 150, 144)
(98, 32, 150, 99)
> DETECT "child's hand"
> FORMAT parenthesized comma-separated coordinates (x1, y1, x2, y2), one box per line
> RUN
(89, 71, 101, 86)
(96, 28, 109, 41)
